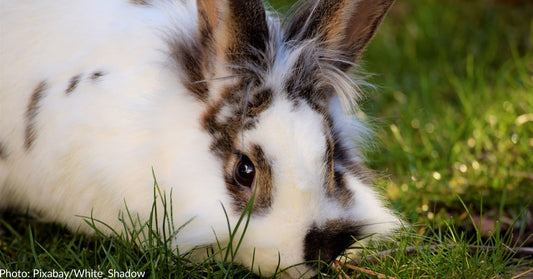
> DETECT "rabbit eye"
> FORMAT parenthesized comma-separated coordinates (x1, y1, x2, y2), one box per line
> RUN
(233, 154, 255, 188)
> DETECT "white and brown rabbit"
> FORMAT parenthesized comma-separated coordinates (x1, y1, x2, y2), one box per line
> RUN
(0, 0, 401, 277)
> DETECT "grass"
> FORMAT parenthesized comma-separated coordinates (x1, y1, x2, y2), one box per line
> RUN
(363, 0, 533, 229)
(0, 178, 257, 279)
(1, 0, 532, 278)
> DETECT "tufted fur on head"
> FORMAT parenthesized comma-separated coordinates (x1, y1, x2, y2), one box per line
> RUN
(0, 0, 400, 277)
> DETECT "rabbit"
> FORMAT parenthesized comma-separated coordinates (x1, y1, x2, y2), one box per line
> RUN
(0, 0, 401, 277)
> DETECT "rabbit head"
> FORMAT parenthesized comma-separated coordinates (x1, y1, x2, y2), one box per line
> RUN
(178, 0, 400, 277)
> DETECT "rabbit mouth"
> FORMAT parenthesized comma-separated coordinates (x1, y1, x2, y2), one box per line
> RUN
(304, 219, 363, 264)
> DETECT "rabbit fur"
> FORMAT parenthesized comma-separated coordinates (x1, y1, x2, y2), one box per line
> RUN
(0, 0, 401, 277)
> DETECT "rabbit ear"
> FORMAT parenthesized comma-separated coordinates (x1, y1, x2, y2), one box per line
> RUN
(197, 0, 269, 68)
(285, 0, 394, 71)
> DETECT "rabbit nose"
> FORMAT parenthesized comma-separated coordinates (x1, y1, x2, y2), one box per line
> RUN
(303, 220, 362, 264)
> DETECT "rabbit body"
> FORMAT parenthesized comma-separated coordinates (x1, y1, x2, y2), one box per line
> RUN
(1, 0, 222, 247)
(0, 0, 400, 277)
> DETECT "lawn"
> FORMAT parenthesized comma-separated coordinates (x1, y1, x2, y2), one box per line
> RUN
(1, 0, 532, 278)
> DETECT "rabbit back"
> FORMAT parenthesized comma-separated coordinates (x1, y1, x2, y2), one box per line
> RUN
(0, 0, 232, 245)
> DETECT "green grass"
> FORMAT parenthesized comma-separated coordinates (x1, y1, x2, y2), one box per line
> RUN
(363, 0, 533, 229)
(0, 179, 258, 278)
(1, 0, 532, 278)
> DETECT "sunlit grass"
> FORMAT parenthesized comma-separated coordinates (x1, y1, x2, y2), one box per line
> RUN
(363, 0, 532, 231)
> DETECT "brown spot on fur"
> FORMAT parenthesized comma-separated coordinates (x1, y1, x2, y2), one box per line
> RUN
(201, 84, 242, 159)
(197, 0, 218, 39)
(202, 82, 274, 213)
(176, 0, 218, 103)
(66, 74, 82, 95)
(284, 51, 335, 110)
(324, 135, 336, 194)
(90, 71, 105, 80)
(202, 83, 272, 159)
(129, 0, 150, 6)
(246, 88, 273, 118)
(333, 171, 350, 200)
(169, 40, 210, 102)
(322, 118, 355, 207)
(285, 0, 344, 42)
(326, 141, 355, 208)
(224, 0, 269, 67)
(25, 81, 47, 150)
(0, 141, 7, 160)
(332, 127, 375, 186)
(249, 145, 273, 210)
